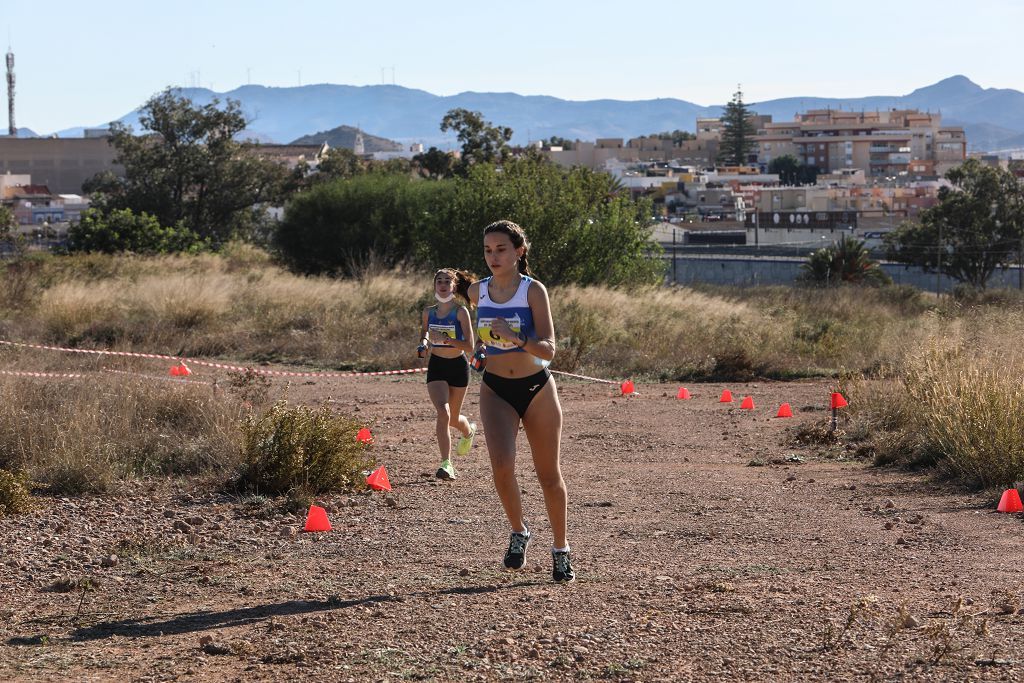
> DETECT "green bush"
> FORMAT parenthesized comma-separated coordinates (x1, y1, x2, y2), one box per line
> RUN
(0, 468, 33, 517)
(238, 401, 374, 495)
(274, 157, 664, 287)
(68, 208, 209, 255)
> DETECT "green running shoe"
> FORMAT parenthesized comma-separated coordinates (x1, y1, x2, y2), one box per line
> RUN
(436, 459, 456, 480)
(456, 422, 477, 456)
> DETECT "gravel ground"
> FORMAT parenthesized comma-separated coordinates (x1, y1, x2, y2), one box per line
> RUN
(1, 375, 1022, 682)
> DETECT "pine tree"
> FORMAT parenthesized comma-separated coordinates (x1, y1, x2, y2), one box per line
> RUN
(717, 87, 758, 166)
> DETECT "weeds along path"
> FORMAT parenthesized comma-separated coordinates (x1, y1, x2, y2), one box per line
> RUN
(1, 375, 1023, 681)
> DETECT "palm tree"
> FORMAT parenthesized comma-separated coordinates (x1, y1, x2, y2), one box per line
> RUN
(800, 235, 891, 286)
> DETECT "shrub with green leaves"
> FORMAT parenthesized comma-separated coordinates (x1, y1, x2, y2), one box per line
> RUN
(238, 401, 374, 495)
(0, 468, 33, 517)
(68, 208, 209, 255)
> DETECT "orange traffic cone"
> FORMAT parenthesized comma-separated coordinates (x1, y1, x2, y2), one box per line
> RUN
(357, 427, 373, 445)
(620, 380, 636, 396)
(303, 504, 332, 532)
(776, 403, 793, 418)
(830, 392, 848, 409)
(997, 488, 1023, 513)
(366, 465, 392, 492)
(676, 387, 691, 400)
(719, 389, 733, 403)
(740, 396, 755, 410)
(169, 365, 180, 376)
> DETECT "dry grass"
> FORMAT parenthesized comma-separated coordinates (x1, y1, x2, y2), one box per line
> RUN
(852, 309, 1024, 487)
(0, 371, 245, 495)
(1, 250, 954, 381)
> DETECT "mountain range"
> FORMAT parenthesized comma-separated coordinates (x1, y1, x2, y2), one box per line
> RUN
(53, 75, 1024, 152)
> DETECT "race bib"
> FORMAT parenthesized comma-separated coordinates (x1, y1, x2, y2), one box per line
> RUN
(477, 315, 522, 350)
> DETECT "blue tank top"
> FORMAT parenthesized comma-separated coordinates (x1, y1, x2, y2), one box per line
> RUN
(427, 306, 464, 348)
(477, 276, 535, 356)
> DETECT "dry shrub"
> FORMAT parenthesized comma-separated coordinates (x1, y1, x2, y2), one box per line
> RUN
(855, 310, 1024, 487)
(0, 374, 244, 494)
(237, 401, 374, 496)
(0, 468, 33, 516)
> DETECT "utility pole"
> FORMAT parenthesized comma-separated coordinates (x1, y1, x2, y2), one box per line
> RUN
(5, 45, 14, 137)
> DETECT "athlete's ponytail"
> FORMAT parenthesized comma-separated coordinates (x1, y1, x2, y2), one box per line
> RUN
(483, 220, 534, 277)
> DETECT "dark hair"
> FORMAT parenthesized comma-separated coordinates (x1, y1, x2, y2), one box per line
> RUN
(483, 220, 533, 276)
(434, 268, 475, 305)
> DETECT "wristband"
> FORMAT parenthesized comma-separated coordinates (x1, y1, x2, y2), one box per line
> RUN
(516, 332, 527, 348)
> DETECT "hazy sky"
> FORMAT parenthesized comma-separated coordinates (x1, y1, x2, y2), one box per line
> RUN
(5, 0, 1022, 134)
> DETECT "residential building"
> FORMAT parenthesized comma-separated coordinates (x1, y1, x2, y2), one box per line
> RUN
(0, 136, 120, 194)
(753, 109, 966, 178)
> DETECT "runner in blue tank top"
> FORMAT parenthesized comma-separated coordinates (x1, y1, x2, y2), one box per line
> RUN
(467, 220, 575, 584)
(419, 268, 477, 480)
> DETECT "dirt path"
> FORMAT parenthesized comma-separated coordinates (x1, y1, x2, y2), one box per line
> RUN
(2, 376, 1023, 681)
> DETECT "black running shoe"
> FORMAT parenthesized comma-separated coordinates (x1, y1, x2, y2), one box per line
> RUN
(503, 527, 530, 570)
(552, 549, 575, 583)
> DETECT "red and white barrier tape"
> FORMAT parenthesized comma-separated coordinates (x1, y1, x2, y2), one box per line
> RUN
(0, 369, 86, 379)
(0, 339, 625, 385)
(0, 339, 426, 378)
(550, 369, 620, 385)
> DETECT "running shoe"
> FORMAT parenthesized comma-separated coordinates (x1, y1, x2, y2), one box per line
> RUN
(436, 459, 456, 480)
(456, 422, 477, 456)
(503, 526, 530, 570)
(552, 549, 576, 584)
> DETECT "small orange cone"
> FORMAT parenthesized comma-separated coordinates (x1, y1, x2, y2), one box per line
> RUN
(178, 364, 192, 377)
(356, 427, 373, 445)
(303, 504, 332, 532)
(620, 380, 635, 396)
(740, 396, 755, 410)
(830, 392, 848, 409)
(676, 387, 691, 400)
(997, 489, 1023, 513)
(366, 465, 392, 492)
(169, 365, 180, 376)
(776, 403, 793, 418)
(719, 389, 733, 403)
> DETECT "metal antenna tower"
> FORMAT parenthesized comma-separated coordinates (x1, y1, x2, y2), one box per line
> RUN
(5, 45, 14, 136)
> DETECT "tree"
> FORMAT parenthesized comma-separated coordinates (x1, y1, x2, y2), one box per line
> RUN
(768, 154, 818, 185)
(440, 108, 513, 173)
(0, 205, 14, 239)
(717, 88, 758, 166)
(543, 136, 575, 150)
(90, 89, 288, 244)
(800, 235, 891, 286)
(274, 156, 664, 286)
(885, 158, 1024, 289)
(412, 146, 456, 179)
(67, 208, 208, 254)
(314, 147, 364, 181)
(651, 130, 696, 144)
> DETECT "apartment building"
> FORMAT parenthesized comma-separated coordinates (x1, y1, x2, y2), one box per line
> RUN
(756, 109, 966, 178)
(0, 136, 121, 194)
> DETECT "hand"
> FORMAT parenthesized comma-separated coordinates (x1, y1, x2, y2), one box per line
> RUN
(490, 317, 517, 342)
(427, 329, 449, 345)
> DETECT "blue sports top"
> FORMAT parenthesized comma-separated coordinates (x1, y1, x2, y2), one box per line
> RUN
(476, 276, 535, 355)
(427, 306, 464, 348)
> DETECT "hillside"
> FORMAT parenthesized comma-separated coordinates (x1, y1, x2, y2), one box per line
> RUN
(60, 76, 1024, 151)
(289, 124, 403, 152)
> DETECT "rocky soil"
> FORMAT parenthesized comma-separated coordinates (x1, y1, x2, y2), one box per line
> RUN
(2, 375, 1023, 682)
